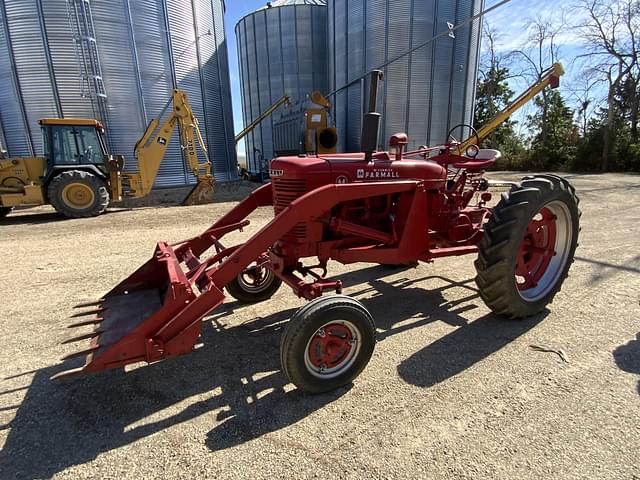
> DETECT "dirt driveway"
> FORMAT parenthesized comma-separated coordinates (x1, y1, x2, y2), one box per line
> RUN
(0, 173, 638, 479)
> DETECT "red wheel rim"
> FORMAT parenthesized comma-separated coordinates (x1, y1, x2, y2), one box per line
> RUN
(304, 321, 360, 378)
(516, 207, 557, 291)
(237, 264, 275, 294)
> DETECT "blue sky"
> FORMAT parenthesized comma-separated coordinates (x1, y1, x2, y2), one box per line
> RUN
(224, 0, 585, 147)
(224, 1, 266, 154)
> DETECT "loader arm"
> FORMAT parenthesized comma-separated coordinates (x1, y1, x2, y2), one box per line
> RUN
(459, 62, 565, 153)
(123, 89, 213, 202)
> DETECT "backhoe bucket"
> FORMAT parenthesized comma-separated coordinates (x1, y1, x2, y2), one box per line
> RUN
(52, 242, 225, 380)
(182, 177, 215, 205)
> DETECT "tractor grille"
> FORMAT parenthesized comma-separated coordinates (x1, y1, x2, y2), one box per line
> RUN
(272, 177, 308, 239)
(273, 178, 307, 212)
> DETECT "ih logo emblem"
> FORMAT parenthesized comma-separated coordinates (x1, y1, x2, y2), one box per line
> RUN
(357, 169, 365, 179)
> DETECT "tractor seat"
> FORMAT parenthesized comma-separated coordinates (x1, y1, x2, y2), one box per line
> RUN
(453, 149, 502, 171)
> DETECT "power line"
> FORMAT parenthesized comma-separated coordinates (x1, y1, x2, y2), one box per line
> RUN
(326, 0, 513, 99)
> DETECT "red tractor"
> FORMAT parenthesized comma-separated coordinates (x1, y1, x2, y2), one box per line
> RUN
(55, 73, 580, 394)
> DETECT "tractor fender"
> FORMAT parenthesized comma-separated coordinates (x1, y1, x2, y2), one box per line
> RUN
(44, 164, 107, 185)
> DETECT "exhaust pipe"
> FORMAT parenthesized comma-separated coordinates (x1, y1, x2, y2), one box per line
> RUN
(361, 70, 383, 162)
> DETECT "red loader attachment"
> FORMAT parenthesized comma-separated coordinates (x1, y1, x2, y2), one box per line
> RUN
(51, 183, 277, 380)
(52, 242, 222, 379)
(53, 179, 420, 380)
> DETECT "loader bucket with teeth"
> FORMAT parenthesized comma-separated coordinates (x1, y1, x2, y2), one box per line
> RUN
(52, 241, 225, 380)
(52, 183, 278, 380)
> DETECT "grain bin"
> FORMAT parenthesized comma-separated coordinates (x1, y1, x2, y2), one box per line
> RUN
(328, 0, 483, 152)
(236, 0, 328, 175)
(0, 0, 236, 186)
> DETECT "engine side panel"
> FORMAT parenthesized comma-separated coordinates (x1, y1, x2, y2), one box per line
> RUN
(269, 154, 447, 260)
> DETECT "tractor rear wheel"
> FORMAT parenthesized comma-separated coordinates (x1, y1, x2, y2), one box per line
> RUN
(225, 262, 282, 303)
(280, 295, 376, 394)
(47, 170, 109, 218)
(0, 206, 12, 218)
(475, 174, 580, 318)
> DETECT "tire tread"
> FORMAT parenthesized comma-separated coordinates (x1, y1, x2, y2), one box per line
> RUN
(475, 174, 580, 318)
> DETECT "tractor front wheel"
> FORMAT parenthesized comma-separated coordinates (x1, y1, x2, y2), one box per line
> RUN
(225, 262, 282, 303)
(47, 170, 109, 218)
(0, 206, 12, 218)
(280, 295, 376, 394)
(475, 174, 580, 318)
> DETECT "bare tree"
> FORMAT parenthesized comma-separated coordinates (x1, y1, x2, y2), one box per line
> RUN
(575, 0, 640, 170)
(510, 16, 565, 143)
(566, 71, 606, 136)
(477, 23, 517, 121)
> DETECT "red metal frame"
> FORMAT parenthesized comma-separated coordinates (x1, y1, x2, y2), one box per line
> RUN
(516, 207, 557, 290)
(54, 139, 502, 380)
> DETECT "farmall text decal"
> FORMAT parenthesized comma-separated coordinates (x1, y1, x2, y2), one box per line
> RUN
(357, 168, 400, 180)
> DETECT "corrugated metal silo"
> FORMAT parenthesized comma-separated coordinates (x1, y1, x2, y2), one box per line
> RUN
(328, 0, 483, 152)
(0, 0, 236, 186)
(236, 0, 328, 174)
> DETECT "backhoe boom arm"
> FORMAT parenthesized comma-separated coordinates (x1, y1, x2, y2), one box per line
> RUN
(122, 90, 213, 199)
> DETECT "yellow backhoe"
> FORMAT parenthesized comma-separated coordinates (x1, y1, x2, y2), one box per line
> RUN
(0, 89, 212, 219)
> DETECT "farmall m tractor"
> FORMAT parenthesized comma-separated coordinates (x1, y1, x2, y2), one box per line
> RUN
(55, 72, 580, 394)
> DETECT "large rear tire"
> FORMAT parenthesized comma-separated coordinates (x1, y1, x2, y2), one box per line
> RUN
(0, 206, 12, 218)
(47, 170, 109, 218)
(280, 295, 376, 394)
(475, 174, 580, 318)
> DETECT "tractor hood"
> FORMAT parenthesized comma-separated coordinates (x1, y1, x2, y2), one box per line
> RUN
(270, 153, 447, 189)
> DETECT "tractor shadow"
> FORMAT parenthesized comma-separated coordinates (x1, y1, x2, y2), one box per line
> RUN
(0, 266, 543, 478)
(613, 333, 640, 396)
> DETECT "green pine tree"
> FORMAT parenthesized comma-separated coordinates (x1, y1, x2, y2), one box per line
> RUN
(474, 66, 525, 168)
(526, 89, 576, 170)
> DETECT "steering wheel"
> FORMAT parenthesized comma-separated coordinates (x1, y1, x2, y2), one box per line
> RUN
(446, 123, 480, 158)
(83, 145, 94, 163)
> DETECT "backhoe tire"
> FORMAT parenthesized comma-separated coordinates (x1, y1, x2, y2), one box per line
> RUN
(280, 295, 376, 394)
(0, 206, 12, 218)
(47, 170, 109, 218)
(225, 263, 282, 303)
(475, 174, 580, 318)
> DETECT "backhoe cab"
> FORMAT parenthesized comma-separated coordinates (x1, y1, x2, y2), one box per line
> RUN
(0, 118, 114, 218)
(40, 118, 109, 171)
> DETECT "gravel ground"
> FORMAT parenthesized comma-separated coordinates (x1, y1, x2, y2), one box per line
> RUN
(0, 173, 638, 479)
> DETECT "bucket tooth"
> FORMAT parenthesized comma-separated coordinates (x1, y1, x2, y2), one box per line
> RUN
(50, 367, 86, 381)
(61, 345, 100, 361)
(70, 308, 105, 318)
(68, 317, 104, 328)
(73, 299, 105, 309)
(61, 330, 103, 345)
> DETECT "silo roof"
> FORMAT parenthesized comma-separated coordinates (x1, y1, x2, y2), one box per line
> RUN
(258, 0, 326, 9)
(237, 0, 326, 26)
